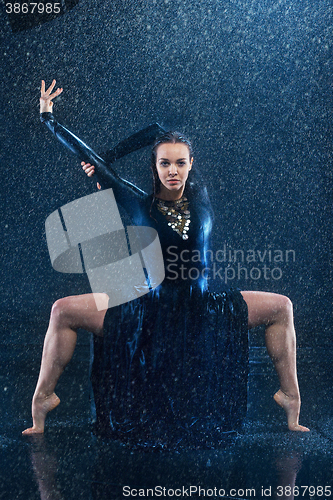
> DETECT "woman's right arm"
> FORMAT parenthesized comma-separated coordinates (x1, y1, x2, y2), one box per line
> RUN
(40, 79, 63, 113)
(39, 80, 147, 210)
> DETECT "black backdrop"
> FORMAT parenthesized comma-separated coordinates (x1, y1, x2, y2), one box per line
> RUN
(1, 0, 332, 347)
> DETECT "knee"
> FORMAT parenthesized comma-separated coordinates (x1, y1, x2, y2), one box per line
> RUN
(50, 297, 74, 326)
(276, 295, 294, 323)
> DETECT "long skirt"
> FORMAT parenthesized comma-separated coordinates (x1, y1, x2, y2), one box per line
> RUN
(90, 284, 248, 449)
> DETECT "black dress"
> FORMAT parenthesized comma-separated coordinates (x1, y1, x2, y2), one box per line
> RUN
(41, 113, 249, 448)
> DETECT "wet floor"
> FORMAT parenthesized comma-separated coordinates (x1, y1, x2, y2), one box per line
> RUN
(1, 324, 333, 500)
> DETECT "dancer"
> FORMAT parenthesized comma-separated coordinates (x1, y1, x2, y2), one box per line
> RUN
(23, 81, 309, 444)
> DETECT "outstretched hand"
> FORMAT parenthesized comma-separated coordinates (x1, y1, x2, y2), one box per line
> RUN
(40, 79, 63, 113)
(81, 162, 101, 190)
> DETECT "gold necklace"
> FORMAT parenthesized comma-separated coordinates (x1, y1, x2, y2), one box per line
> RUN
(156, 196, 191, 240)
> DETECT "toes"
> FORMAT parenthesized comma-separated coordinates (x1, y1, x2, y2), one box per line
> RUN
(290, 424, 310, 432)
(22, 427, 44, 435)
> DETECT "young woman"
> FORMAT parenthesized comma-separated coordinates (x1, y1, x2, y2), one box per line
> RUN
(22, 81, 309, 446)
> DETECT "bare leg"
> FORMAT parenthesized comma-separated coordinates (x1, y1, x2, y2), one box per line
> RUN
(241, 291, 309, 432)
(22, 293, 109, 435)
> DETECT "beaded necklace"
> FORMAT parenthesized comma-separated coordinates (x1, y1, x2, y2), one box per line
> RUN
(156, 196, 191, 240)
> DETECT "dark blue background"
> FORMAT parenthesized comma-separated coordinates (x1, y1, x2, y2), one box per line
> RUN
(1, 2, 333, 498)
(1, 0, 332, 345)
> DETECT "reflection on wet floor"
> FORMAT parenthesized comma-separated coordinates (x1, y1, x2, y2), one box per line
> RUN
(1, 340, 333, 499)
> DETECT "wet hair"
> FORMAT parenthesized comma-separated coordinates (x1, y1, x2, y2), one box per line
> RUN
(150, 131, 193, 198)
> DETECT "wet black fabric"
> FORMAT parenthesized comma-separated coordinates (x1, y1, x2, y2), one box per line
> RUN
(41, 113, 249, 448)
(92, 284, 248, 449)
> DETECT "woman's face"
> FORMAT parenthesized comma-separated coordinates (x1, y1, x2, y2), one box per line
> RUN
(155, 143, 193, 198)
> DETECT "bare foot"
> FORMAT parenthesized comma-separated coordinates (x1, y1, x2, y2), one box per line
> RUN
(22, 393, 60, 435)
(274, 389, 310, 432)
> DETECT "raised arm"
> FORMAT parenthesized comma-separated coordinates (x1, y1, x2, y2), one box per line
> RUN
(40, 79, 63, 113)
(39, 80, 147, 210)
